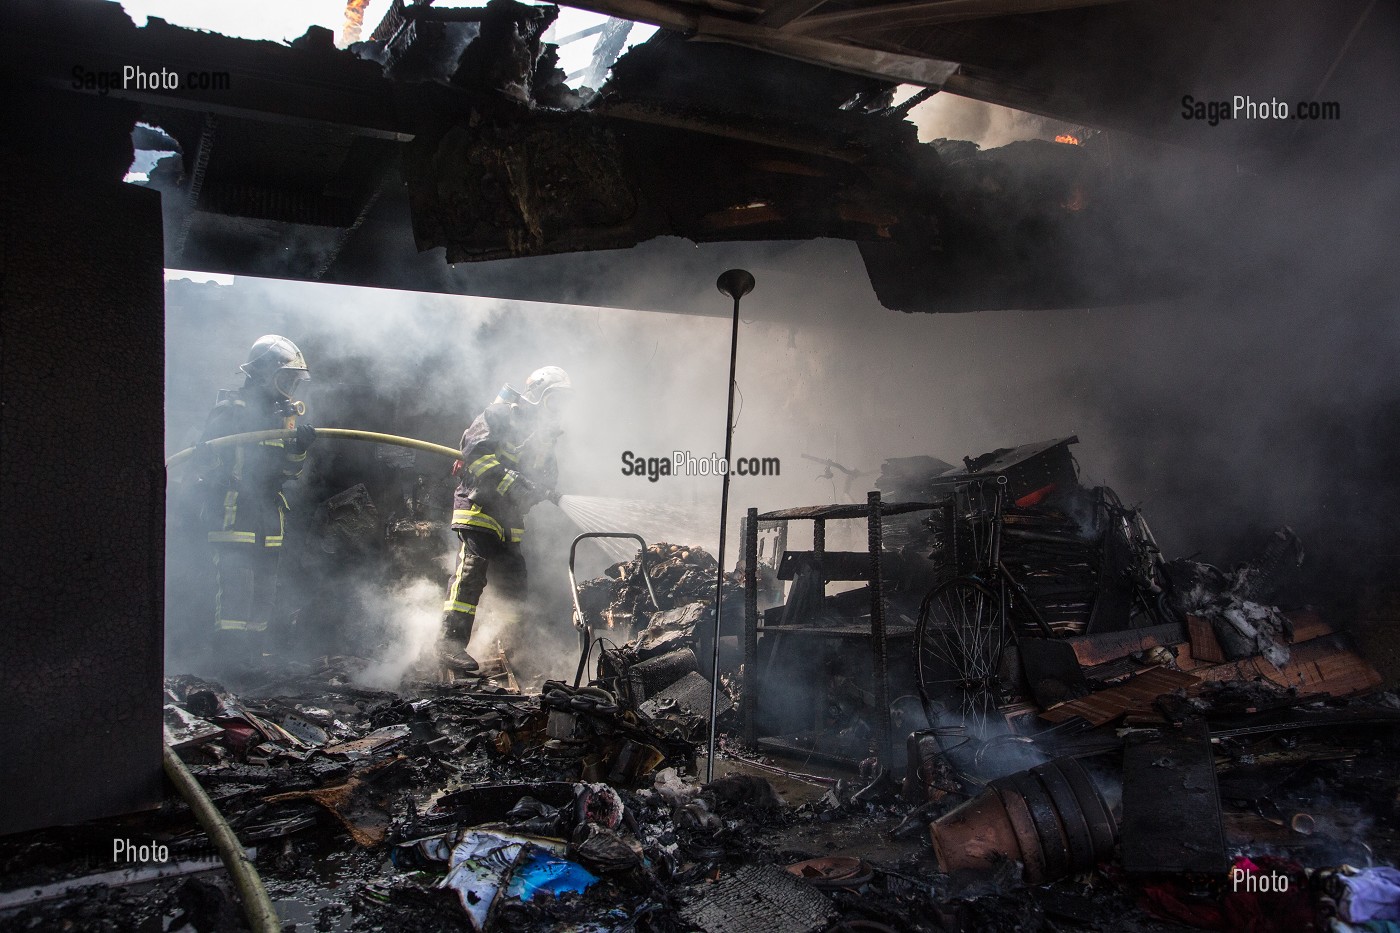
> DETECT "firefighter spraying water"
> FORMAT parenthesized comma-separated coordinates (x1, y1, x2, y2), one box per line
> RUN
(437, 366, 573, 674)
(173, 355, 716, 681)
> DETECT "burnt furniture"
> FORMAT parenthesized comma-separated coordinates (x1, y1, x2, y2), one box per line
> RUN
(741, 493, 936, 768)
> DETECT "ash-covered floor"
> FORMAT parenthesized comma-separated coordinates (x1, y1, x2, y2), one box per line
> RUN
(4, 521, 1400, 932)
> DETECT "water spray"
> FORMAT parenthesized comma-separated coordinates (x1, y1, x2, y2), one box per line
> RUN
(707, 268, 756, 782)
(556, 495, 715, 561)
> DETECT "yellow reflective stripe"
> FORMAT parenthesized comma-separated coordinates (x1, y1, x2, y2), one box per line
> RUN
(500, 448, 520, 463)
(209, 530, 257, 543)
(215, 619, 268, 632)
(452, 507, 505, 538)
(265, 501, 286, 547)
(468, 454, 501, 477)
(510, 527, 525, 543)
(259, 439, 285, 448)
(497, 473, 516, 495)
(443, 601, 478, 614)
(223, 490, 238, 528)
(287, 451, 307, 462)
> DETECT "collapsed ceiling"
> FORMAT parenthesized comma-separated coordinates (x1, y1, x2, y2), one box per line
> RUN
(7, 0, 1385, 313)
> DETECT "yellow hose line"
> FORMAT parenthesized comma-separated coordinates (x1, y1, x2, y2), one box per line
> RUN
(166, 428, 460, 469)
(162, 744, 281, 933)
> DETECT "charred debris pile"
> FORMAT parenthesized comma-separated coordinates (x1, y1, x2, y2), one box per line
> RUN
(6, 437, 1400, 932)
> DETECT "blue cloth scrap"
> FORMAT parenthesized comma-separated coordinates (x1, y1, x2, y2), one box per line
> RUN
(1340, 866, 1400, 924)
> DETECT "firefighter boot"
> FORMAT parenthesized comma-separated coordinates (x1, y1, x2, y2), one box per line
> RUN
(437, 616, 479, 674)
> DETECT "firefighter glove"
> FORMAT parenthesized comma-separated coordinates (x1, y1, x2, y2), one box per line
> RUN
(292, 422, 318, 453)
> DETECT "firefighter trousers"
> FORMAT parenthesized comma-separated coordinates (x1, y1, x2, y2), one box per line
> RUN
(441, 529, 527, 642)
(209, 489, 287, 633)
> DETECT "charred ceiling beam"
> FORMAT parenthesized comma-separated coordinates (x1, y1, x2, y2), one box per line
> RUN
(757, 0, 833, 28)
(170, 114, 217, 262)
(579, 18, 635, 89)
(786, 0, 1129, 36)
(561, 0, 961, 85)
(556, 22, 610, 44)
(313, 164, 398, 281)
(690, 21, 961, 84)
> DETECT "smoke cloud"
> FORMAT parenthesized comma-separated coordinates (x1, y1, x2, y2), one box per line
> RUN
(163, 7, 1400, 687)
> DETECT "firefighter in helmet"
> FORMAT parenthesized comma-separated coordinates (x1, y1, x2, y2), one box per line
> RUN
(198, 335, 316, 666)
(439, 366, 571, 672)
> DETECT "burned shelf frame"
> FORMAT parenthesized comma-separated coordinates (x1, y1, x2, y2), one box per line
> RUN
(741, 493, 938, 767)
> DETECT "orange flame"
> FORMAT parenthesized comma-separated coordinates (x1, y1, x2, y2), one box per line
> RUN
(341, 0, 370, 46)
(1054, 134, 1081, 145)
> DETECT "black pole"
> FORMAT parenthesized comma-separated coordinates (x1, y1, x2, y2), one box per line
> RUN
(742, 507, 759, 745)
(707, 269, 755, 781)
(868, 490, 892, 767)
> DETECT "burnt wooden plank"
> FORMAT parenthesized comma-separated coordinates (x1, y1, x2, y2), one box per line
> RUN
(1040, 666, 1198, 726)
(1121, 722, 1228, 874)
(1064, 621, 1185, 667)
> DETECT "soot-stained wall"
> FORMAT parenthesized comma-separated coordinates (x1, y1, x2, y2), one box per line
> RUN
(0, 150, 166, 835)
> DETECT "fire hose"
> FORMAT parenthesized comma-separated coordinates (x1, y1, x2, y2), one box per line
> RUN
(160, 430, 460, 928)
(162, 744, 280, 933)
(165, 428, 461, 468)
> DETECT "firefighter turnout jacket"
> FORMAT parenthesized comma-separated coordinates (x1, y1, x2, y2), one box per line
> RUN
(198, 388, 310, 633)
(200, 388, 308, 547)
(451, 401, 558, 544)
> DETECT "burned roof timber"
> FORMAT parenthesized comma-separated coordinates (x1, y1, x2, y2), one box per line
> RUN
(8, 0, 1377, 313)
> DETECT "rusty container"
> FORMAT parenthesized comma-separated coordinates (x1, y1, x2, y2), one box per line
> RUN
(901, 728, 968, 801)
(903, 730, 958, 804)
(930, 756, 1116, 883)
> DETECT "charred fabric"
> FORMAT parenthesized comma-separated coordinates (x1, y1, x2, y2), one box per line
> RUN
(6, 436, 1400, 932)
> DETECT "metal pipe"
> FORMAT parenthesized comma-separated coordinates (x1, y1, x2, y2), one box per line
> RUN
(707, 269, 755, 782)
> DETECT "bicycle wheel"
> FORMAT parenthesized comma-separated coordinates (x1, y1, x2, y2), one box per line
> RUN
(916, 577, 1012, 730)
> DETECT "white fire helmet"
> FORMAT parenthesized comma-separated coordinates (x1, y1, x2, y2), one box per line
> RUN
(240, 335, 309, 398)
(521, 366, 572, 411)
